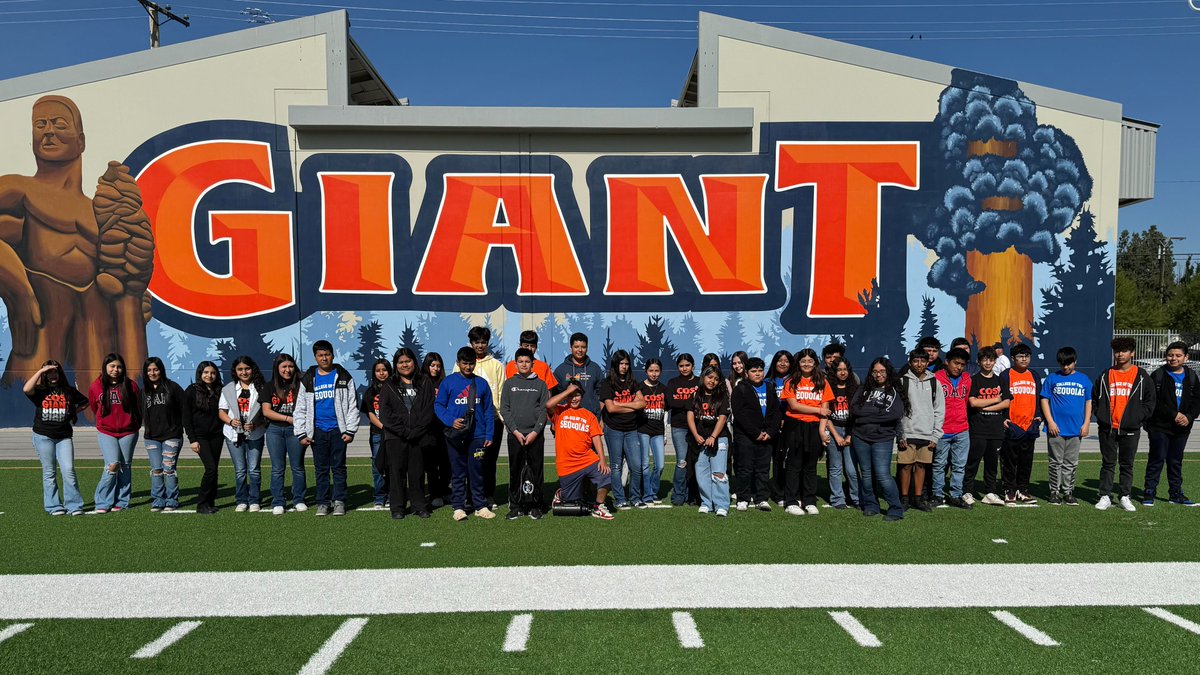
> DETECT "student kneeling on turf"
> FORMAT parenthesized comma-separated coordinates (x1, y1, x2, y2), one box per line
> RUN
(546, 384, 614, 520)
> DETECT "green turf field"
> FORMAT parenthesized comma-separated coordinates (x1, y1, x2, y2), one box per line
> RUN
(1, 454, 1199, 674)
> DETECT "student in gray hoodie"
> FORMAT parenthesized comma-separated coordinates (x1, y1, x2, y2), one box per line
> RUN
(501, 348, 550, 519)
(899, 349, 944, 512)
(553, 332, 605, 417)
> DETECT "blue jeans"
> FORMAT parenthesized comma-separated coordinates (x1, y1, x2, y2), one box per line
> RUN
(145, 438, 182, 509)
(695, 438, 731, 512)
(852, 437, 902, 517)
(639, 432, 665, 501)
(33, 433, 82, 514)
(226, 437, 264, 506)
(447, 436, 487, 511)
(266, 424, 306, 507)
(671, 427, 691, 505)
(369, 434, 388, 506)
(825, 435, 860, 508)
(311, 428, 348, 506)
(95, 432, 138, 510)
(605, 427, 643, 505)
(933, 433, 970, 499)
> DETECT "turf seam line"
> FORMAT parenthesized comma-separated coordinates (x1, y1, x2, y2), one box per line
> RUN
(503, 613, 533, 652)
(672, 611, 704, 649)
(131, 620, 203, 659)
(0, 622, 33, 644)
(991, 610, 1059, 646)
(829, 611, 882, 647)
(298, 617, 369, 675)
(1143, 607, 1200, 635)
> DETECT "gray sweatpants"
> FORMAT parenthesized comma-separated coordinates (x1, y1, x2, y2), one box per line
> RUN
(1047, 436, 1081, 495)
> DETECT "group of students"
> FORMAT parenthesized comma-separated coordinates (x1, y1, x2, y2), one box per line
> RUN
(25, 326, 1199, 522)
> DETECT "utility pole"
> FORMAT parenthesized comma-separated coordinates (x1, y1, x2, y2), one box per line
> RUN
(137, 0, 189, 48)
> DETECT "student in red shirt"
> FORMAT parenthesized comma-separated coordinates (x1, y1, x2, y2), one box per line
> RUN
(1092, 337, 1155, 511)
(546, 383, 614, 520)
(780, 348, 833, 516)
(1001, 344, 1041, 505)
(88, 353, 142, 514)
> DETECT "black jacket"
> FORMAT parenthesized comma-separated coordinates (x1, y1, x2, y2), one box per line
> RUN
(731, 379, 781, 440)
(1092, 367, 1156, 433)
(143, 380, 186, 441)
(377, 376, 435, 443)
(182, 383, 224, 443)
(1145, 366, 1200, 436)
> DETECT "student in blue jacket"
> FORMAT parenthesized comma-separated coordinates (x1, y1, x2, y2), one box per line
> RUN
(435, 347, 496, 522)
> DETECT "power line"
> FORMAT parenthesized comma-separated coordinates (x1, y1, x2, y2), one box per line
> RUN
(438, 0, 1179, 5)
(0, 5, 129, 15)
(0, 15, 142, 25)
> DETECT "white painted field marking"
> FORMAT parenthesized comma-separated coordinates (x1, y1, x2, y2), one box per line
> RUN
(829, 611, 882, 647)
(1144, 607, 1200, 635)
(131, 620, 203, 659)
(672, 611, 704, 649)
(160, 510, 196, 514)
(0, 623, 33, 644)
(993, 539, 1008, 544)
(991, 610, 1059, 646)
(5, 563, 1200, 619)
(297, 617, 368, 675)
(420, 543, 436, 548)
(502, 614, 533, 652)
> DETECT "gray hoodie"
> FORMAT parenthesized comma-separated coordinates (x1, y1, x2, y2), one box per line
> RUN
(900, 370, 944, 444)
(500, 373, 548, 435)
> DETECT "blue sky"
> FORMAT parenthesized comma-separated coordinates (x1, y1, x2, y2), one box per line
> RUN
(0, 0, 1196, 251)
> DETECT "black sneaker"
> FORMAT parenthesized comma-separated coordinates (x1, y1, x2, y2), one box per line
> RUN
(947, 496, 972, 510)
(1063, 493, 1079, 506)
(900, 495, 911, 509)
(529, 508, 543, 520)
(929, 495, 946, 507)
(1047, 492, 1062, 505)
(415, 510, 431, 519)
(915, 498, 933, 512)
(391, 512, 405, 520)
(506, 509, 521, 521)
(883, 512, 903, 522)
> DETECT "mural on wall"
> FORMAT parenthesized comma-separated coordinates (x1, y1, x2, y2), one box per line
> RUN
(0, 71, 1114, 427)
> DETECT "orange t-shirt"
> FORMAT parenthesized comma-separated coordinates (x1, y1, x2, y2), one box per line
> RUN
(552, 405, 603, 476)
(781, 377, 834, 423)
(1108, 367, 1138, 429)
(1006, 369, 1038, 430)
(505, 360, 559, 391)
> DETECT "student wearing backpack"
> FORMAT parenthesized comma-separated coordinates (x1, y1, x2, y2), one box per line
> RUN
(1040, 347, 1092, 506)
(436, 347, 496, 521)
(1093, 337, 1156, 512)
(501, 348, 550, 520)
(731, 357, 781, 511)
(1001, 344, 1041, 505)
(899, 349, 944, 513)
(1142, 341, 1199, 506)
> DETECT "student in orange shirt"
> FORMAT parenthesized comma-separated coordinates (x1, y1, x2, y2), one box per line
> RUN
(1001, 344, 1041, 505)
(504, 330, 560, 390)
(1092, 337, 1155, 511)
(780, 348, 833, 516)
(546, 384, 614, 520)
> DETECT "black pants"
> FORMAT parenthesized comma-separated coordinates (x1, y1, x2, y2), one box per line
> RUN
(733, 432, 772, 503)
(783, 420, 822, 507)
(1002, 436, 1035, 493)
(507, 431, 546, 510)
(1099, 427, 1139, 498)
(194, 435, 223, 509)
(481, 417, 504, 503)
(422, 433, 450, 500)
(385, 437, 426, 515)
(770, 433, 787, 502)
(965, 436, 1003, 496)
(1145, 429, 1188, 499)
(685, 442, 702, 505)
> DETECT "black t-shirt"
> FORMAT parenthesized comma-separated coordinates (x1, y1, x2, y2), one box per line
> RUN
(968, 372, 1012, 440)
(691, 388, 731, 440)
(829, 379, 858, 428)
(598, 378, 639, 431)
(666, 375, 700, 429)
(360, 383, 385, 438)
(28, 386, 88, 440)
(637, 381, 668, 436)
(269, 385, 298, 423)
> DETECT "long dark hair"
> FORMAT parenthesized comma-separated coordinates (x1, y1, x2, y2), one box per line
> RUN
(392, 348, 421, 385)
(607, 349, 635, 389)
(98, 353, 135, 416)
(365, 358, 393, 399)
(826, 356, 858, 398)
(769, 350, 792, 380)
(271, 353, 300, 402)
(34, 359, 67, 392)
(855, 357, 910, 415)
(789, 348, 826, 391)
(141, 356, 173, 394)
(192, 361, 223, 410)
(693, 364, 729, 411)
(229, 355, 267, 393)
(421, 352, 445, 386)
(728, 350, 749, 389)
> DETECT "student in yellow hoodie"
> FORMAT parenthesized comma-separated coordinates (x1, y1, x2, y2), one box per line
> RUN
(455, 325, 506, 509)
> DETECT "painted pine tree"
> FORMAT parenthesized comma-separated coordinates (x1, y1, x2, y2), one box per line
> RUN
(1034, 210, 1113, 365)
(635, 315, 679, 366)
(354, 320, 387, 371)
(917, 295, 940, 346)
(673, 313, 702, 361)
(716, 312, 747, 365)
(398, 322, 425, 360)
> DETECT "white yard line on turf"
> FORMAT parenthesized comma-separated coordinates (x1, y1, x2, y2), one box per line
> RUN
(1143, 607, 1200, 634)
(131, 620, 203, 659)
(5, 563, 1200, 619)
(420, 543, 436, 548)
(297, 617, 368, 675)
(502, 614, 533, 652)
(0, 622, 33, 644)
(992, 539, 1009, 544)
(672, 611, 704, 649)
(829, 611, 882, 647)
(991, 610, 1059, 646)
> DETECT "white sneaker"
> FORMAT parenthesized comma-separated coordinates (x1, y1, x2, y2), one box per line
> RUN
(1119, 496, 1137, 512)
(272, 506, 285, 516)
(736, 501, 749, 512)
(716, 509, 728, 517)
(962, 493, 976, 506)
(1095, 495, 1112, 511)
(293, 502, 308, 512)
(372, 503, 387, 511)
(235, 503, 248, 513)
(785, 505, 804, 516)
(981, 493, 1004, 506)
(248, 504, 261, 513)
(698, 505, 711, 514)
(756, 501, 772, 511)
(804, 504, 819, 515)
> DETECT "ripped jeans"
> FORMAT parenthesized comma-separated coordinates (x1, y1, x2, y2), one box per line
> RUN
(145, 438, 182, 509)
(95, 431, 138, 511)
(694, 437, 730, 512)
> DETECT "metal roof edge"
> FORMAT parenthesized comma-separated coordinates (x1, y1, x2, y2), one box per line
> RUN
(288, 105, 755, 133)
